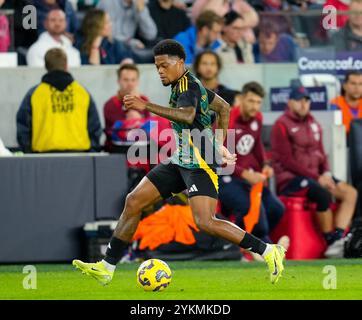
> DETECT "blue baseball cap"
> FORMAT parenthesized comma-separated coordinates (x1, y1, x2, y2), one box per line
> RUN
(289, 86, 311, 101)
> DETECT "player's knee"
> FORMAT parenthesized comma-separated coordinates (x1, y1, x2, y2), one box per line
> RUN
(124, 192, 142, 215)
(350, 186, 358, 203)
(343, 184, 358, 204)
(194, 213, 216, 234)
(312, 188, 332, 212)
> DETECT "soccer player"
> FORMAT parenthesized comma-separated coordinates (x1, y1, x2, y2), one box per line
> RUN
(73, 39, 286, 285)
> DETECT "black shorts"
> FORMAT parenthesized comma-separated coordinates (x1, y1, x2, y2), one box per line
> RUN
(146, 162, 219, 200)
(281, 176, 340, 196)
(281, 176, 340, 212)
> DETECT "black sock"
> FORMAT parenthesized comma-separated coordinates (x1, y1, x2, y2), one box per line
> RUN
(324, 228, 345, 245)
(104, 237, 129, 265)
(239, 232, 267, 255)
(324, 231, 335, 245)
(334, 228, 344, 241)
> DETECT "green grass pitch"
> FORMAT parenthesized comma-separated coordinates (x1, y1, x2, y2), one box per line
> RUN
(0, 259, 361, 300)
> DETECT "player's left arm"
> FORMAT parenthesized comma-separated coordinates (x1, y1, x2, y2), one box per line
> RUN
(207, 89, 230, 143)
(206, 89, 236, 165)
(123, 95, 196, 125)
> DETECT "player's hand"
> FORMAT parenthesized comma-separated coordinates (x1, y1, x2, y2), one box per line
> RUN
(262, 165, 274, 178)
(318, 174, 336, 191)
(123, 95, 147, 111)
(242, 170, 267, 185)
(220, 146, 237, 166)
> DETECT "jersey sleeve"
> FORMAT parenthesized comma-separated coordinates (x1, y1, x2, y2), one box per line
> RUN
(206, 88, 216, 104)
(176, 82, 200, 108)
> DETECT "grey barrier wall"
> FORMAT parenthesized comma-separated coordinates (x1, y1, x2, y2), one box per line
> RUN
(0, 154, 127, 263)
(0, 63, 299, 148)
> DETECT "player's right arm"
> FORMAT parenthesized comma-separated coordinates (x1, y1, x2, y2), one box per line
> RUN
(145, 102, 196, 125)
(123, 95, 196, 125)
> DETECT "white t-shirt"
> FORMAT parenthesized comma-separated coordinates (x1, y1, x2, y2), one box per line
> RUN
(26, 32, 81, 67)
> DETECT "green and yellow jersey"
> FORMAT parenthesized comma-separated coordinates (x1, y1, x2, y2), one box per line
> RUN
(168, 70, 220, 170)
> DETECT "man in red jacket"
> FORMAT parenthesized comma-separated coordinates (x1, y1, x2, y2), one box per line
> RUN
(271, 85, 358, 258)
(103, 63, 150, 151)
(219, 82, 287, 260)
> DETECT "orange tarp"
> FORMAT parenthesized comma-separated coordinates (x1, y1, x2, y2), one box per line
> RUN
(133, 204, 199, 250)
(243, 181, 263, 233)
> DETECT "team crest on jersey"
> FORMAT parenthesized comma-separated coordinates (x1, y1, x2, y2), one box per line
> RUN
(222, 176, 232, 183)
(236, 134, 255, 155)
(250, 120, 258, 131)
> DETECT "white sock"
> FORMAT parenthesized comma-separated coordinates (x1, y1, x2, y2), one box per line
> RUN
(261, 244, 273, 257)
(102, 260, 116, 272)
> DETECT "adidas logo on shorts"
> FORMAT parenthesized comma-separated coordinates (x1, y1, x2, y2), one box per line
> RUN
(188, 184, 198, 193)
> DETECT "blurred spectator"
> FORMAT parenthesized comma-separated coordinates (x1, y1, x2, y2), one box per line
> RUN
(281, 0, 328, 46)
(17, 48, 101, 153)
(330, 71, 362, 134)
(34, 0, 78, 39)
(271, 84, 358, 258)
(75, 9, 133, 65)
(252, 1, 293, 36)
(191, 0, 259, 44)
(174, 10, 223, 65)
(26, 9, 81, 67)
(253, 22, 298, 63)
(250, 0, 283, 11)
(97, 0, 157, 62)
(148, 0, 191, 40)
(217, 10, 254, 64)
(193, 50, 239, 106)
(0, 0, 10, 52)
(78, 0, 100, 10)
(330, 0, 362, 51)
(103, 63, 150, 151)
(219, 82, 286, 254)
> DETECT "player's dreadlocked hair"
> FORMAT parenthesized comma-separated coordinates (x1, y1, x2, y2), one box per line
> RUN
(153, 39, 186, 61)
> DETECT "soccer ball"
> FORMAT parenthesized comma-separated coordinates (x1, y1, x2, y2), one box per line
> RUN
(136, 259, 172, 292)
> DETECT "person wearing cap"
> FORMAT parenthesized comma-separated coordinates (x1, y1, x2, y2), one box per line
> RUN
(271, 85, 358, 258)
(216, 10, 254, 65)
